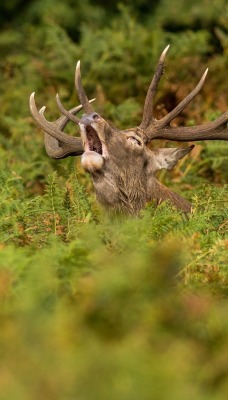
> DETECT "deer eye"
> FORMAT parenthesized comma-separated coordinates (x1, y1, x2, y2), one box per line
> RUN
(127, 136, 142, 146)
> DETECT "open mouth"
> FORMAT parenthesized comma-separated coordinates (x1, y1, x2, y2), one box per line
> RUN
(80, 122, 106, 172)
(79, 113, 108, 160)
(86, 125, 103, 155)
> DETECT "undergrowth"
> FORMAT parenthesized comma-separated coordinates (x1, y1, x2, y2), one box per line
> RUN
(0, 173, 227, 400)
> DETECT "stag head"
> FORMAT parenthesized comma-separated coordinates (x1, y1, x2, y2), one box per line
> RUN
(30, 46, 228, 215)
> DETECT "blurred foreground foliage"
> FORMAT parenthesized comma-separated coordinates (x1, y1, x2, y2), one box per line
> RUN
(0, 173, 227, 399)
(0, 0, 228, 399)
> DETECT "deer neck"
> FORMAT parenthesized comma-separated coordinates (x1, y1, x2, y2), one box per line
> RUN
(148, 178, 192, 213)
(92, 171, 191, 215)
(92, 168, 147, 215)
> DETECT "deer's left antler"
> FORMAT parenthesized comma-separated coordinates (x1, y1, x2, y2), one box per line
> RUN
(140, 46, 228, 143)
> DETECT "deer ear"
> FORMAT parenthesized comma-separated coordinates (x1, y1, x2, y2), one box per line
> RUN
(153, 145, 194, 171)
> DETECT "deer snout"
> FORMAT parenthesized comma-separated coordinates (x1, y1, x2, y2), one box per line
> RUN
(81, 112, 100, 125)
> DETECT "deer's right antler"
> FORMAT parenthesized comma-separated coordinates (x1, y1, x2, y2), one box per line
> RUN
(140, 46, 228, 143)
(75, 61, 94, 114)
(29, 91, 95, 159)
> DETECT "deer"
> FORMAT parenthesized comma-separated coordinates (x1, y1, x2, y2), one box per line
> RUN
(29, 46, 228, 215)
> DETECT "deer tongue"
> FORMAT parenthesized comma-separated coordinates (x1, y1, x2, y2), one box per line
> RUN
(81, 150, 104, 173)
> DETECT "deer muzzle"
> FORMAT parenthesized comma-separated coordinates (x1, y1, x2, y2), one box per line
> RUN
(79, 112, 108, 173)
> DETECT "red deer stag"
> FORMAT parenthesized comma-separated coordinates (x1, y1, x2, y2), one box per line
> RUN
(29, 46, 228, 215)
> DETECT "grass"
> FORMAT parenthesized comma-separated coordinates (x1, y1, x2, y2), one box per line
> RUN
(0, 163, 227, 399)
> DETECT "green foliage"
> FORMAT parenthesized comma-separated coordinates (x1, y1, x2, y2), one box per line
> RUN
(0, 183, 227, 399)
(0, 1, 227, 399)
(152, 0, 228, 31)
(0, 160, 227, 399)
(0, 166, 95, 246)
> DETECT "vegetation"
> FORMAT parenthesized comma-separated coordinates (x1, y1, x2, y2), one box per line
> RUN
(0, 1, 227, 399)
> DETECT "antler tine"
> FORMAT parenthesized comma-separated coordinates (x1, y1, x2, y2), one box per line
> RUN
(75, 61, 94, 114)
(29, 92, 79, 145)
(55, 97, 96, 130)
(158, 68, 209, 129)
(40, 105, 78, 130)
(140, 45, 170, 130)
(56, 94, 96, 125)
(56, 93, 80, 124)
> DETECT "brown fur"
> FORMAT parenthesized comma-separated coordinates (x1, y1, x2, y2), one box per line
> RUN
(84, 120, 192, 215)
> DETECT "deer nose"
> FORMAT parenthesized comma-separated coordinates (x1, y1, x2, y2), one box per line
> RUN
(92, 113, 100, 121)
(81, 113, 100, 125)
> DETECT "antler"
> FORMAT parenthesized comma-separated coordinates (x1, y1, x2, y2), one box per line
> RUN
(29, 92, 95, 159)
(140, 46, 228, 143)
(29, 61, 95, 158)
(140, 45, 170, 130)
(75, 61, 94, 113)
